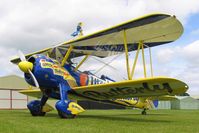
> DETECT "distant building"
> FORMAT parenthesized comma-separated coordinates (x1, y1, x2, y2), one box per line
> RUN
(0, 75, 29, 109)
(171, 96, 199, 110)
(157, 96, 199, 110)
(158, 101, 171, 109)
(192, 96, 199, 100)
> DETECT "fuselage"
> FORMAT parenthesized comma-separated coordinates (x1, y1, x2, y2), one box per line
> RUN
(24, 54, 114, 99)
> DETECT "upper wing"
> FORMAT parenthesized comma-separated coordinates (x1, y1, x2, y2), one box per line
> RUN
(72, 77, 188, 100)
(11, 13, 183, 64)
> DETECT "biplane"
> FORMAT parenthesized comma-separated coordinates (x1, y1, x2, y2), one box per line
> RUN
(11, 13, 188, 118)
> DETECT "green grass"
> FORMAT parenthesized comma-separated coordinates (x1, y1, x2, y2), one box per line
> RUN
(0, 109, 198, 133)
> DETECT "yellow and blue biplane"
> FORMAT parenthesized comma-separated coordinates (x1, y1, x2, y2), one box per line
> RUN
(11, 13, 188, 118)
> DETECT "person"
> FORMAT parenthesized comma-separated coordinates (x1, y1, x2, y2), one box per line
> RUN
(71, 22, 83, 37)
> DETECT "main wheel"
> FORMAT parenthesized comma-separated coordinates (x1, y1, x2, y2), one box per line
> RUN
(27, 100, 46, 117)
(31, 111, 46, 116)
(58, 111, 76, 119)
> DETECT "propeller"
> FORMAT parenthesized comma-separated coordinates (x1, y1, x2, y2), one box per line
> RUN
(18, 50, 26, 61)
(17, 50, 40, 88)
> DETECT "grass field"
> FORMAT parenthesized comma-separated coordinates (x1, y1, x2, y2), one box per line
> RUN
(0, 109, 198, 133)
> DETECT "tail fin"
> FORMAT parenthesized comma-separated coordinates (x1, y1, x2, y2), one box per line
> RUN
(153, 100, 159, 108)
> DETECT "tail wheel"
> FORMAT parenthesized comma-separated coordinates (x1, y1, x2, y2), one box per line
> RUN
(141, 111, 146, 115)
(141, 109, 147, 115)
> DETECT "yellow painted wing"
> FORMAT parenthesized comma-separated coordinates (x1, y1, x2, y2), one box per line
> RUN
(11, 13, 183, 64)
(19, 89, 89, 100)
(147, 95, 177, 101)
(72, 77, 188, 100)
(20, 89, 42, 98)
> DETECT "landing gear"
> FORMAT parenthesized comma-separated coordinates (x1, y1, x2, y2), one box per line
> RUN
(141, 109, 147, 115)
(27, 95, 48, 116)
(57, 110, 76, 119)
(55, 100, 75, 119)
(55, 83, 85, 119)
(27, 100, 46, 116)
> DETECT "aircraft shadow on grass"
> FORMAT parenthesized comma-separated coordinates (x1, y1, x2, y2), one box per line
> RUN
(26, 112, 171, 123)
(5, 110, 171, 123)
(78, 114, 171, 123)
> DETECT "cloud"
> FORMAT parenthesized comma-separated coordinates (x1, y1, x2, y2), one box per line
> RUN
(0, 0, 199, 96)
(0, 46, 21, 76)
(191, 28, 199, 35)
(154, 40, 199, 96)
(142, 0, 199, 24)
(1, 0, 199, 52)
(183, 40, 199, 65)
(156, 48, 175, 63)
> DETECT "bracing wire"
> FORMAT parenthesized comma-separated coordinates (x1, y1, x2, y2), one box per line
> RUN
(93, 54, 127, 80)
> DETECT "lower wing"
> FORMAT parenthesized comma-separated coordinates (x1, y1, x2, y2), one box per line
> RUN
(72, 77, 188, 100)
(19, 77, 188, 102)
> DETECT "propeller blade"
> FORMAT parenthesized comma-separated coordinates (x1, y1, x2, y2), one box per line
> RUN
(18, 50, 39, 88)
(28, 69, 39, 88)
(18, 50, 26, 61)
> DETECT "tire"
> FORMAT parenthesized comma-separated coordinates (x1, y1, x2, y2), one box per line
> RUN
(141, 111, 146, 115)
(58, 111, 76, 119)
(31, 111, 46, 116)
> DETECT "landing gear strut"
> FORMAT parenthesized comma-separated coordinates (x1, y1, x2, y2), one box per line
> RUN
(141, 108, 147, 115)
(55, 83, 84, 119)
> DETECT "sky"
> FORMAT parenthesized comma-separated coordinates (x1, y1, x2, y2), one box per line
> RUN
(0, 0, 199, 96)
